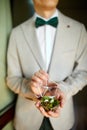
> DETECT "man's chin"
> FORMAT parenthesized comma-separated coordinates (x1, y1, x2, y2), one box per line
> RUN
(42, 5, 57, 11)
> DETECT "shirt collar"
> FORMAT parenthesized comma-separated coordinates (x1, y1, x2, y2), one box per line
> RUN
(33, 9, 58, 21)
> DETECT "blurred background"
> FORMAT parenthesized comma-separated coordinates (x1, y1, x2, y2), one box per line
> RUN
(0, 0, 87, 130)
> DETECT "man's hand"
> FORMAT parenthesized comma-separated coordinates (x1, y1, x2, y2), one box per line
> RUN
(35, 83, 66, 118)
(46, 82, 66, 107)
(36, 100, 61, 118)
(29, 70, 49, 97)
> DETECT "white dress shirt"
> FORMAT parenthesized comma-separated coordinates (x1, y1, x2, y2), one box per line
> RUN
(34, 10, 58, 71)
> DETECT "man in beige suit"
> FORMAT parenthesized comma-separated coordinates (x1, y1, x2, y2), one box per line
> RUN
(7, 0, 87, 130)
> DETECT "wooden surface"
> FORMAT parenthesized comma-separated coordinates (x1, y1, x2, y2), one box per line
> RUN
(0, 105, 15, 129)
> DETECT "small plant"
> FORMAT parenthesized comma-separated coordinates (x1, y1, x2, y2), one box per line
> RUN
(40, 96, 60, 111)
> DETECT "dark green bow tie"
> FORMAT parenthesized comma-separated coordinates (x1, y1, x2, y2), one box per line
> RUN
(35, 17, 58, 28)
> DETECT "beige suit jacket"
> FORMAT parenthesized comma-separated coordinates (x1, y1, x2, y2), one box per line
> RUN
(7, 11, 87, 130)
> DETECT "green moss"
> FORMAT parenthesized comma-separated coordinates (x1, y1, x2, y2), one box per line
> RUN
(41, 96, 60, 111)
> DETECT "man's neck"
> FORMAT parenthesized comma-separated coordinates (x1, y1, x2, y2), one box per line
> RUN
(35, 8, 56, 19)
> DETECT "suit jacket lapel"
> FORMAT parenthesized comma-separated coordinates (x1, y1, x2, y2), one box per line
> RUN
(21, 18, 46, 70)
(49, 11, 72, 79)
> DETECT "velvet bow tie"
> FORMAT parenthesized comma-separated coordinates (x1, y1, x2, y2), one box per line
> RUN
(35, 17, 58, 28)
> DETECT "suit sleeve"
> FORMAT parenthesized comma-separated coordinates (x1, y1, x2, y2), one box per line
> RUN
(58, 24, 87, 99)
(6, 30, 36, 100)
